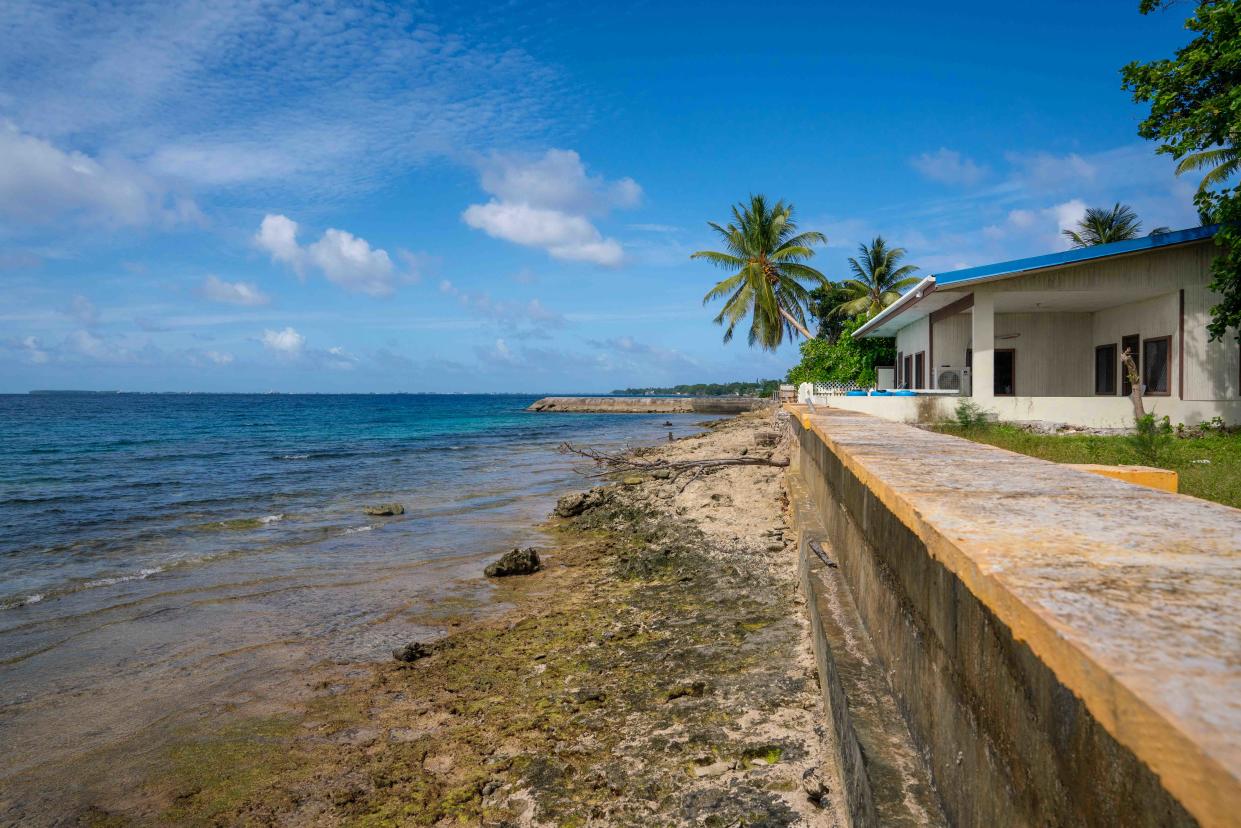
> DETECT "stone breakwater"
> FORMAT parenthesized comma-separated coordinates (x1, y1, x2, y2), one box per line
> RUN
(528, 396, 772, 414)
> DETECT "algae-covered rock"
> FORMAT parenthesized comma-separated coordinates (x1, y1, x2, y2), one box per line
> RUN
(484, 547, 541, 577)
(392, 641, 433, 662)
(652, 468, 672, 480)
(363, 503, 404, 516)
(622, 476, 644, 486)
(553, 487, 610, 518)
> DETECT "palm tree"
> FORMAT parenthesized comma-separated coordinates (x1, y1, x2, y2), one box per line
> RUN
(1175, 143, 1239, 194)
(692, 195, 827, 350)
(1062, 203, 1143, 248)
(836, 237, 920, 318)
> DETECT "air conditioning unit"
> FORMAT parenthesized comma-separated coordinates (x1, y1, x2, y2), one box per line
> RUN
(936, 366, 971, 396)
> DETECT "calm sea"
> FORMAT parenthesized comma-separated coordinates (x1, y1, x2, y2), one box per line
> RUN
(0, 393, 704, 801)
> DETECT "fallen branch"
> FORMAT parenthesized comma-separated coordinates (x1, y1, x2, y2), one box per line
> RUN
(558, 442, 789, 479)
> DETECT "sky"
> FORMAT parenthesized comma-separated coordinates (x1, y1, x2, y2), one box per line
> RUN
(0, 0, 1204, 393)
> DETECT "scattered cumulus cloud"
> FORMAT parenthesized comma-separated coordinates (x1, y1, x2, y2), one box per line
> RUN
(910, 148, 989, 187)
(255, 214, 399, 296)
(204, 350, 234, 365)
(68, 294, 99, 328)
(439, 279, 566, 328)
(261, 326, 305, 356)
(0, 122, 198, 227)
(462, 149, 639, 266)
(202, 274, 270, 306)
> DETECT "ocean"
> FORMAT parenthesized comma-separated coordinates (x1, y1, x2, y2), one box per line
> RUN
(0, 393, 706, 797)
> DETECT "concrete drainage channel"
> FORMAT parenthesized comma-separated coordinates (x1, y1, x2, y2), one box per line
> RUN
(784, 404, 1240, 828)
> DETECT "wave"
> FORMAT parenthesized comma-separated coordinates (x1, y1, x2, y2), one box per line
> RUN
(343, 525, 374, 534)
(190, 514, 284, 532)
(83, 566, 165, 589)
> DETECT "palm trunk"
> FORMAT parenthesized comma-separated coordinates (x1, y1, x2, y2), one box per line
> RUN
(779, 307, 814, 340)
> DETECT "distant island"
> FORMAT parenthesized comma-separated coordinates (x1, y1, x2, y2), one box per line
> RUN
(611, 379, 779, 397)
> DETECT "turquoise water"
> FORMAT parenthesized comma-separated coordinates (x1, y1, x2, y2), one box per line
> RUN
(0, 393, 704, 801)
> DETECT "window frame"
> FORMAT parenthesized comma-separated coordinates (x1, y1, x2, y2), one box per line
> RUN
(1094, 343, 1118, 396)
(1141, 335, 1172, 397)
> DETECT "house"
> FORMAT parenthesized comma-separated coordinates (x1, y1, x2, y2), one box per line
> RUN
(841, 226, 1241, 428)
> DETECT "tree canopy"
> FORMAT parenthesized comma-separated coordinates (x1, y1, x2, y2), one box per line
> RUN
(692, 195, 827, 351)
(1122, 0, 1241, 342)
(1062, 203, 1145, 247)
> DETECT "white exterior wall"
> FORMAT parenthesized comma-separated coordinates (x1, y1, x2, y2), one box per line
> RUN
(931, 313, 971, 380)
(1183, 285, 1240, 400)
(996, 312, 1094, 396)
(895, 316, 929, 386)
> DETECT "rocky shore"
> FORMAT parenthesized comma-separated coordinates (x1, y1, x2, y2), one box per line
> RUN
(80, 412, 841, 826)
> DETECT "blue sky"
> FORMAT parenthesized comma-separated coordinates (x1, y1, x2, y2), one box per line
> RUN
(0, 0, 1201, 392)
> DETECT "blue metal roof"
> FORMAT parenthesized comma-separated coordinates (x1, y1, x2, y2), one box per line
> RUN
(933, 224, 1217, 288)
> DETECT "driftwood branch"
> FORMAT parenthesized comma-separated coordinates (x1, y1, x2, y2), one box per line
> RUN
(557, 442, 788, 480)
(1120, 348, 1145, 419)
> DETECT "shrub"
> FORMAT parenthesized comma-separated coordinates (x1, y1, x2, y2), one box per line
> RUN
(1128, 414, 1173, 466)
(953, 399, 990, 429)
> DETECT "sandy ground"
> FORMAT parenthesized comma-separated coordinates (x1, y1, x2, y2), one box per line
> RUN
(58, 411, 844, 827)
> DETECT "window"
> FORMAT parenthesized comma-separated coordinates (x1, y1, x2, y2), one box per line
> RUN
(896, 351, 903, 387)
(903, 354, 913, 390)
(1094, 344, 1117, 395)
(1142, 336, 1171, 396)
(994, 349, 1015, 396)
(914, 352, 925, 389)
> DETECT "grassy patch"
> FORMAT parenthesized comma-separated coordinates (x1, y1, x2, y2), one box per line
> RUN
(934, 423, 1241, 509)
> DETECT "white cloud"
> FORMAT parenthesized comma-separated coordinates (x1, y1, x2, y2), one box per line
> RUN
(463, 201, 624, 266)
(463, 149, 638, 266)
(204, 350, 234, 365)
(439, 279, 566, 328)
(255, 215, 303, 270)
(0, 122, 197, 226)
(68, 294, 99, 327)
(0, 2, 567, 202)
(911, 148, 989, 187)
(18, 336, 49, 364)
(202, 274, 270, 306)
(261, 326, 305, 356)
(307, 229, 395, 296)
(255, 214, 397, 296)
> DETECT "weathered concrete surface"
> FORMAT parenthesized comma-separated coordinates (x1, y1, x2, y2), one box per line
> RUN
(527, 396, 771, 414)
(786, 404, 1240, 828)
(1066, 463, 1179, 493)
(788, 470, 947, 828)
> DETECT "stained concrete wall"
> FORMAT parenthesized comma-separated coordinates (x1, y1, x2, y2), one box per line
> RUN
(786, 404, 1241, 827)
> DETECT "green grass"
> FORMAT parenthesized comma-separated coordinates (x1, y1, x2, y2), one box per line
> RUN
(933, 423, 1241, 510)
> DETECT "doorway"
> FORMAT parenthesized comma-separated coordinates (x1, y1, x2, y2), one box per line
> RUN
(994, 349, 1015, 396)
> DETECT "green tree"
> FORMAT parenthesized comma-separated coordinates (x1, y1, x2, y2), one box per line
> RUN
(785, 316, 896, 387)
(807, 281, 853, 341)
(837, 237, 920, 318)
(1122, 0, 1241, 342)
(691, 195, 828, 351)
(1062, 203, 1144, 248)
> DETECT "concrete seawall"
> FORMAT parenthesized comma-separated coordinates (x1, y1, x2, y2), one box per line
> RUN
(527, 396, 772, 414)
(785, 404, 1240, 827)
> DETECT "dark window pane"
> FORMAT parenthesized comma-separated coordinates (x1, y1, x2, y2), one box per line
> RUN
(1142, 338, 1170, 394)
(1095, 345, 1116, 395)
(994, 350, 1015, 395)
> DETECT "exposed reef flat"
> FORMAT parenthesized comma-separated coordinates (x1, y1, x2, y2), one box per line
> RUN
(64, 412, 840, 826)
(528, 395, 772, 414)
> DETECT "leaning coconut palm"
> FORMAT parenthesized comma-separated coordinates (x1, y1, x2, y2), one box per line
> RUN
(691, 195, 827, 351)
(836, 237, 920, 319)
(1175, 142, 1239, 194)
(1062, 203, 1144, 248)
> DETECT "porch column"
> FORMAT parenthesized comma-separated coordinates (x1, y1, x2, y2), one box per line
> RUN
(971, 290, 994, 402)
